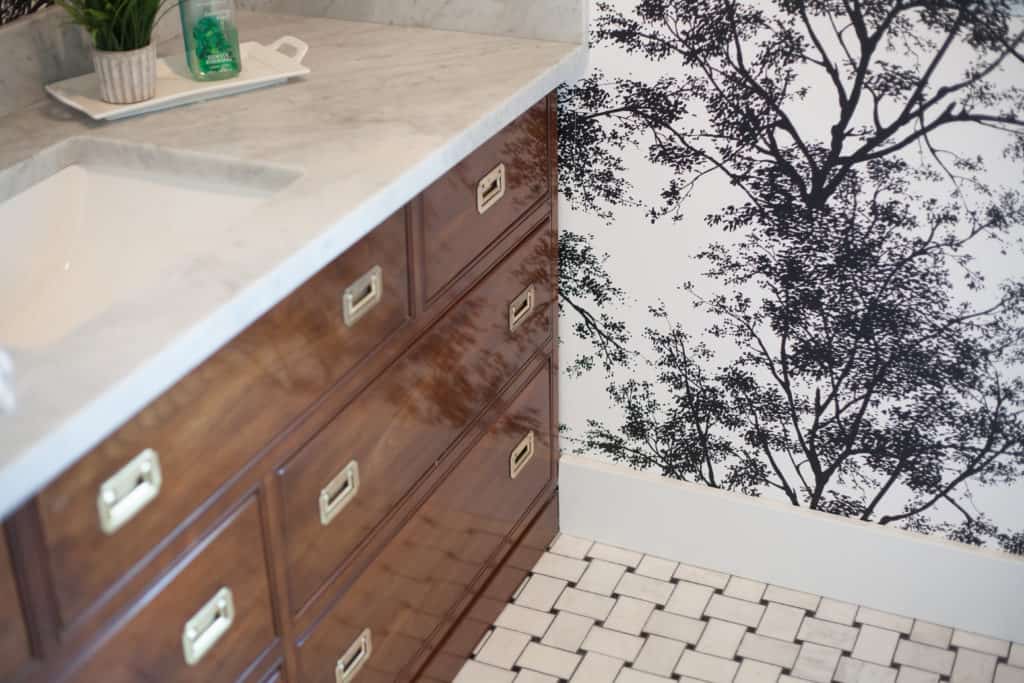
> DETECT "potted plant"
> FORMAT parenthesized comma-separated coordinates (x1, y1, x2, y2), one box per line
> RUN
(57, 0, 172, 104)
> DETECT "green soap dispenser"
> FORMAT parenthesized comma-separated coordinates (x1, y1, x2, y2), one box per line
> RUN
(179, 0, 242, 80)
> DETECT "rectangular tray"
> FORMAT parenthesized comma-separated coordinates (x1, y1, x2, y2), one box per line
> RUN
(45, 36, 310, 121)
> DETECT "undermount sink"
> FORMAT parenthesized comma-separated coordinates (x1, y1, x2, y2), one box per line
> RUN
(0, 137, 300, 350)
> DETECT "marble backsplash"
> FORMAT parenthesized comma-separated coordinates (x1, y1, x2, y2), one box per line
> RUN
(0, 0, 583, 120)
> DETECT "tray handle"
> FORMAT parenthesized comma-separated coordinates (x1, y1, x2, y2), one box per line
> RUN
(269, 36, 309, 64)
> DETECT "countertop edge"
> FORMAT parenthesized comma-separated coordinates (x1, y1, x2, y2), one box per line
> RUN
(0, 42, 586, 520)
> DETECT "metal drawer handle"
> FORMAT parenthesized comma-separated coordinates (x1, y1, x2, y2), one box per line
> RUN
(477, 163, 507, 214)
(320, 460, 360, 526)
(510, 431, 536, 480)
(508, 285, 536, 333)
(336, 628, 372, 683)
(182, 587, 235, 666)
(97, 448, 162, 535)
(343, 265, 383, 327)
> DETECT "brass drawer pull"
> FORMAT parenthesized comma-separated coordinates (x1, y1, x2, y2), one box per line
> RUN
(182, 586, 235, 666)
(510, 431, 536, 480)
(508, 285, 536, 333)
(343, 265, 383, 327)
(97, 448, 162, 535)
(336, 628, 372, 682)
(320, 460, 360, 526)
(477, 163, 507, 214)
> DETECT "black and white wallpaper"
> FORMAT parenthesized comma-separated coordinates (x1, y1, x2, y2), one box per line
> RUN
(558, 0, 1024, 554)
(0, 0, 49, 24)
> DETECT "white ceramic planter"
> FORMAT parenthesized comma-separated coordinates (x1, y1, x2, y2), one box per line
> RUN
(92, 43, 157, 104)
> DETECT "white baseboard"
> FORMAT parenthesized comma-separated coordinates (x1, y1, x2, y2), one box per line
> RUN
(559, 455, 1024, 642)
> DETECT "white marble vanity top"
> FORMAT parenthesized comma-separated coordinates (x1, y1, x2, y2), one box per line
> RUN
(0, 10, 586, 518)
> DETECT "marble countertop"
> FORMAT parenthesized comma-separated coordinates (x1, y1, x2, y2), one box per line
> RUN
(0, 11, 585, 519)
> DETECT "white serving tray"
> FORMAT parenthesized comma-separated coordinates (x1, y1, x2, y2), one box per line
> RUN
(45, 36, 310, 121)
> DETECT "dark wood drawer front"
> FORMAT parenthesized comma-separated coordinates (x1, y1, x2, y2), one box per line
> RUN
(67, 497, 275, 683)
(279, 222, 554, 613)
(37, 211, 410, 629)
(421, 99, 549, 303)
(297, 364, 553, 683)
(0, 531, 31, 681)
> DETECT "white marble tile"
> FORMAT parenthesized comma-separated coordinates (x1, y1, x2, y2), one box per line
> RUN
(798, 617, 859, 652)
(951, 649, 999, 683)
(792, 642, 843, 683)
(726, 576, 767, 602)
(910, 622, 953, 649)
(765, 586, 820, 612)
(569, 652, 623, 683)
(858, 608, 914, 635)
(995, 664, 1024, 683)
(455, 659, 517, 683)
(555, 587, 616, 621)
(514, 670, 558, 683)
(894, 640, 956, 676)
(615, 572, 674, 606)
(951, 630, 1011, 658)
(705, 594, 766, 628)
(516, 643, 582, 679)
(636, 555, 678, 581)
(735, 658, 783, 683)
(542, 611, 594, 652)
(495, 604, 555, 638)
(676, 649, 741, 683)
(697, 619, 747, 659)
(477, 628, 532, 670)
(835, 656, 898, 683)
(644, 609, 706, 644)
(603, 596, 656, 636)
(675, 563, 731, 589)
(851, 625, 900, 666)
(550, 534, 593, 560)
(896, 666, 940, 683)
(589, 543, 644, 568)
(577, 559, 629, 596)
(516, 575, 568, 613)
(581, 626, 644, 662)
(739, 633, 801, 669)
(633, 635, 686, 677)
(665, 581, 715, 619)
(817, 599, 859, 626)
(758, 602, 806, 643)
(617, 668, 678, 683)
(1011, 644, 1024, 668)
(533, 552, 589, 583)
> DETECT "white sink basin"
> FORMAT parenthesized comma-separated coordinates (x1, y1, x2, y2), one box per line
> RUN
(0, 138, 299, 349)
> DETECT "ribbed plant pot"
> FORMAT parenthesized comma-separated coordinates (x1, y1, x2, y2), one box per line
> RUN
(92, 43, 157, 104)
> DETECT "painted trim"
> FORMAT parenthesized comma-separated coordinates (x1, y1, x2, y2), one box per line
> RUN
(559, 455, 1024, 642)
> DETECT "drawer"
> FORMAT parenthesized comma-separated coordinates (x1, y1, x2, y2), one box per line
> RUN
(67, 496, 275, 682)
(37, 211, 410, 629)
(421, 99, 549, 303)
(0, 531, 31, 681)
(297, 363, 554, 683)
(278, 221, 554, 613)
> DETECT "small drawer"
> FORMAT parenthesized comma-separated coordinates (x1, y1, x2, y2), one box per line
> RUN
(0, 531, 31, 681)
(421, 99, 549, 303)
(296, 364, 554, 683)
(38, 211, 410, 630)
(278, 221, 554, 613)
(66, 496, 275, 682)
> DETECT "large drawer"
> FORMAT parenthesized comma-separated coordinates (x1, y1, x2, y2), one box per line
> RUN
(296, 362, 554, 683)
(0, 531, 30, 681)
(420, 99, 549, 303)
(278, 220, 554, 613)
(66, 496, 276, 682)
(37, 211, 410, 630)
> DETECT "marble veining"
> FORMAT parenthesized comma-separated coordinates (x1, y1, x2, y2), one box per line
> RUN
(0, 10, 586, 518)
(240, 0, 587, 44)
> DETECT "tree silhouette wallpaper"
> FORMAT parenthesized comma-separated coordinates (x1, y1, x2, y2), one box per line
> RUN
(558, 0, 1024, 554)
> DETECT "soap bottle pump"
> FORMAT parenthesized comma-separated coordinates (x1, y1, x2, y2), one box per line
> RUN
(179, 0, 242, 80)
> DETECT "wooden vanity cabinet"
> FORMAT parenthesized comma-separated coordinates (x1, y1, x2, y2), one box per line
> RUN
(1, 93, 559, 683)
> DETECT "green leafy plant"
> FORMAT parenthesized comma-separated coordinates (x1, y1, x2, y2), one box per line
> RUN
(57, 0, 174, 51)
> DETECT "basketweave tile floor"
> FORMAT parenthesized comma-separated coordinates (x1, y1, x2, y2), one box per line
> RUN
(454, 534, 1024, 683)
